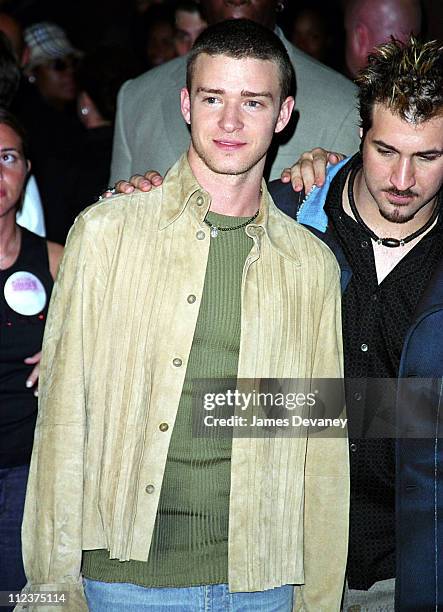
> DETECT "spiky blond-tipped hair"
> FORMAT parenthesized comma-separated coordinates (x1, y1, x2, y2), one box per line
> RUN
(357, 35, 443, 137)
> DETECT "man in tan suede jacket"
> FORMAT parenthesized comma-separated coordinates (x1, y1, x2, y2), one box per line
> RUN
(18, 20, 348, 612)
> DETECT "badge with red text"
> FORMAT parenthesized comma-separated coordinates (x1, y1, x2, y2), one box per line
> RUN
(4, 271, 47, 315)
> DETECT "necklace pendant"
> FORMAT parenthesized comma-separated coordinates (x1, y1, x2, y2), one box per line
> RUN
(381, 237, 401, 248)
(210, 226, 219, 238)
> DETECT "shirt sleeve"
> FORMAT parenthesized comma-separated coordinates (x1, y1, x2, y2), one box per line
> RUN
(17, 215, 105, 612)
(109, 79, 133, 186)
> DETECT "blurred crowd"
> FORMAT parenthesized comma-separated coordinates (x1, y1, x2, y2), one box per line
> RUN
(0, 0, 210, 243)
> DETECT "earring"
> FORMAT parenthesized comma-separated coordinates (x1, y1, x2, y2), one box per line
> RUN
(81, 107, 89, 116)
(28, 74, 36, 84)
(276, 1, 285, 12)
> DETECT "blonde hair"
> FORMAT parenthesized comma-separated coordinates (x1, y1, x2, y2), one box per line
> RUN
(357, 35, 443, 136)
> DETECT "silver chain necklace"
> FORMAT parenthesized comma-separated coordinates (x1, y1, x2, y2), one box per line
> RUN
(204, 210, 259, 238)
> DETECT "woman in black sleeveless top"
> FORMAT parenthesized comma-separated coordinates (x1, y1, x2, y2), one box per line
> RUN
(0, 109, 63, 607)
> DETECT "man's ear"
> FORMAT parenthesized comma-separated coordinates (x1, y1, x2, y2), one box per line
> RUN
(180, 87, 191, 125)
(26, 159, 31, 174)
(354, 23, 370, 69)
(274, 96, 295, 134)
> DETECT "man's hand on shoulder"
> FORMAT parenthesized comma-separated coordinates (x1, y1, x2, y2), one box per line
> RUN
(280, 148, 345, 194)
(101, 171, 164, 198)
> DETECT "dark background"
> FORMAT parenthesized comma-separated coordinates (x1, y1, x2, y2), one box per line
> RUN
(3, 0, 442, 53)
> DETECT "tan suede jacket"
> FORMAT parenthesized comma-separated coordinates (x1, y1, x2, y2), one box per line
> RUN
(19, 155, 349, 611)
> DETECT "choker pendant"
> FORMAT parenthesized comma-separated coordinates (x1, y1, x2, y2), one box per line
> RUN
(377, 237, 405, 247)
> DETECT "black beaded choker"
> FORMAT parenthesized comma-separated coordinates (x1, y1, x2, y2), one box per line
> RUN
(348, 164, 439, 248)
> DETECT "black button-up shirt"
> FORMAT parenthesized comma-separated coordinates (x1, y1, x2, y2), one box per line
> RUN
(325, 154, 443, 590)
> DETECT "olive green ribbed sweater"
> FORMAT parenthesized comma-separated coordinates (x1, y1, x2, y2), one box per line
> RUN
(82, 211, 252, 587)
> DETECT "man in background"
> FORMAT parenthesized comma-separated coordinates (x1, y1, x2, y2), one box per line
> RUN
(174, 0, 207, 57)
(110, 0, 359, 184)
(344, 0, 421, 76)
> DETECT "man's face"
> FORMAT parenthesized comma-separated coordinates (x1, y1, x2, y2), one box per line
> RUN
(361, 103, 443, 224)
(180, 53, 293, 178)
(145, 21, 177, 67)
(175, 9, 207, 56)
(200, 0, 279, 29)
(33, 56, 77, 106)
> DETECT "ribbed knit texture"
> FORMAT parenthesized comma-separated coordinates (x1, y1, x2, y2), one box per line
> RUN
(82, 211, 253, 586)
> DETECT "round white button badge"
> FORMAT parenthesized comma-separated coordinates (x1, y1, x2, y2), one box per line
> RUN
(4, 271, 47, 316)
